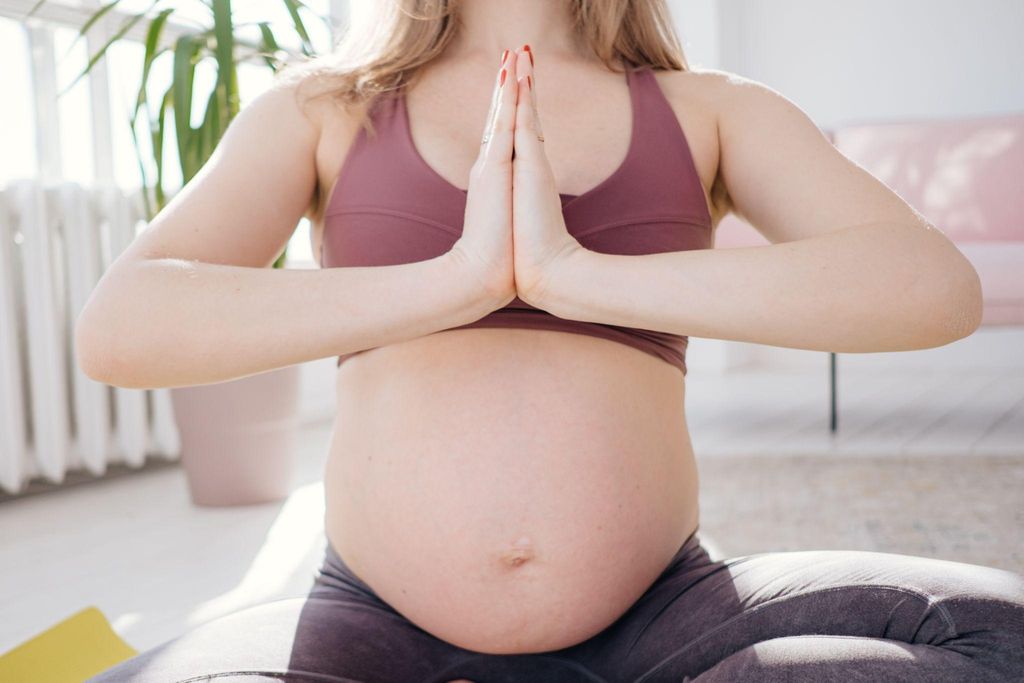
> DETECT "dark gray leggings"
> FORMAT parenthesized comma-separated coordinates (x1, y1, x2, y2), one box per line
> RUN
(88, 526, 1024, 682)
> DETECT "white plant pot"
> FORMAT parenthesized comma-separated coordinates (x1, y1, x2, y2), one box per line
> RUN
(169, 363, 302, 507)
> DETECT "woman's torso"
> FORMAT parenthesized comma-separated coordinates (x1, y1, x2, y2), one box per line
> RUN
(310, 58, 721, 654)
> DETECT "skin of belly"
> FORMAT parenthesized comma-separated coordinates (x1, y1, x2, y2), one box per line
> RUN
(323, 327, 700, 655)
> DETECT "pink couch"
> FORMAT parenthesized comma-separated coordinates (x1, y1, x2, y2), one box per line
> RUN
(712, 115, 1024, 430)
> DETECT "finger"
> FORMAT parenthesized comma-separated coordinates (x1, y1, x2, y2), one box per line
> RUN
(481, 50, 506, 141)
(481, 49, 518, 162)
(515, 46, 542, 142)
(513, 58, 543, 162)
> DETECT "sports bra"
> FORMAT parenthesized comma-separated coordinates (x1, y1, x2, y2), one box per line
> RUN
(319, 63, 713, 376)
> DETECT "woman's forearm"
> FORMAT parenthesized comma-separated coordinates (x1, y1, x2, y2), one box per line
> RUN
(76, 250, 493, 389)
(541, 220, 982, 353)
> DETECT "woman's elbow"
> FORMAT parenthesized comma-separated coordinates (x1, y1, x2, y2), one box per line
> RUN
(74, 304, 137, 388)
(918, 251, 984, 348)
(75, 306, 114, 384)
(943, 257, 984, 342)
(74, 280, 150, 389)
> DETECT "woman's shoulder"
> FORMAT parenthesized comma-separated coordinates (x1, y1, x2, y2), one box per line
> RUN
(649, 65, 752, 112)
(256, 71, 370, 147)
(657, 66, 806, 125)
(255, 71, 376, 224)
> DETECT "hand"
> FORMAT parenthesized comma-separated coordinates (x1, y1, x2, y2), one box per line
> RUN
(449, 49, 519, 309)
(510, 45, 586, 309)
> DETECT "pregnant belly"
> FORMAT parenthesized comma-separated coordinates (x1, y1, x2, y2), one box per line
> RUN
(323, 328, 700, 655)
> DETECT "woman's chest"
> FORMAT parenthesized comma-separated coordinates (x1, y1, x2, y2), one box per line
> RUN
(310, 69, 720, 262)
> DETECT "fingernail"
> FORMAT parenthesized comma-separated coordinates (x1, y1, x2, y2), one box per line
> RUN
(500, 68, 507, 86)
(500, 49, 509, 66)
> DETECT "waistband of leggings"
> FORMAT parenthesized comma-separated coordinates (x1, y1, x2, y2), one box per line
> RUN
(319, 540, 382, 600)
(658, 524, 708, 577)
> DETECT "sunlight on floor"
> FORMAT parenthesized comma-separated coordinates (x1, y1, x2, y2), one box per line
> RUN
(185, 483, 327, 627)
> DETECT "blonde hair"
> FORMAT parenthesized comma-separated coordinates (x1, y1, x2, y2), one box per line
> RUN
(279, 0, 694, 217)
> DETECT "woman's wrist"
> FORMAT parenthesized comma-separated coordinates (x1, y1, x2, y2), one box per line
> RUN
(441, 246, 515, 316)
(521, 244, 595, 316)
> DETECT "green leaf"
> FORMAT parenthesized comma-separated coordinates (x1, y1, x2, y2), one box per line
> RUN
(153, 85, 173, 209)
(257, 22, 281, 71)
(211, 0, 240, 118)
(281, 0, 314, 57)
(172, 34, 201, 181)
(57, 1, 158, 98)
(198, 80, 222, 166)
(127, 110, 153, 220)
(56, 0, 127, 63)
(282, 0, 334, 34)
(23, 0, 49, 19)
(133, 7, 175, 122)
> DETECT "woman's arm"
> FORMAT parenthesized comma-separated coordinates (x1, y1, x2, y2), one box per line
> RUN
(75, 81, 493, 389)
(538, 71, 983, 353)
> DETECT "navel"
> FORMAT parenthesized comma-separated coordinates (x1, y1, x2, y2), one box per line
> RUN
(499, 535, 535, 567)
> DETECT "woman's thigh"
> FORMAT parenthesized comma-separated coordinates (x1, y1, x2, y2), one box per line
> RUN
(83, 593, 468, 683)
(561, 529, 1024, 682)
(84, 534, 471, 683)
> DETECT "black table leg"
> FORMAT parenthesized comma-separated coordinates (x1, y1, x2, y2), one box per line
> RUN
(829, 351, 838, 433)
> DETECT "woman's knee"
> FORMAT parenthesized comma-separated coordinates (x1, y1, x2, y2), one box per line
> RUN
(891, 559, 1024, 679)
(923, 560, 1024, 632)
(728, 549, 1024, 674)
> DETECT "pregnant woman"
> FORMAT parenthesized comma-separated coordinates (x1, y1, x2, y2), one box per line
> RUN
(81, 1, 1023, 681)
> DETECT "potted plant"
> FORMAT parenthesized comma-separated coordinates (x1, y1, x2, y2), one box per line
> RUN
(33, 0, 329, 506)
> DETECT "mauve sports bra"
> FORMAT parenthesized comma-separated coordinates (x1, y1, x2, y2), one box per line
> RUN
(319, 64, 713, 376)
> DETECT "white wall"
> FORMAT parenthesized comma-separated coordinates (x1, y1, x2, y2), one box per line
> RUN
(675, 0, 1024, 127)
(669, 0, 720, 69)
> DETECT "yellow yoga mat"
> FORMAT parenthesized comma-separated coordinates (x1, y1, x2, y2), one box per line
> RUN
(0, 606, 137, 683)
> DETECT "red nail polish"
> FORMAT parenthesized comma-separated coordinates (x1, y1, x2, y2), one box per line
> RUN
(524, 45, 534, 67)
(500, 68, 507, 86)
(500, 49, 509, 66)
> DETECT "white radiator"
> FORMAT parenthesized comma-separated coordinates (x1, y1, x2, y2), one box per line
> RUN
(0, 179, 180, 496)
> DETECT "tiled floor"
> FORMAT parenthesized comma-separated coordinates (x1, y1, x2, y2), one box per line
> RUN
(1, 366, 1021, 657)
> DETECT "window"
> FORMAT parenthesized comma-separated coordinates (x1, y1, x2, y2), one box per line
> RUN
(0, 17, 36, 183)
(1, 0, 338, 264)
